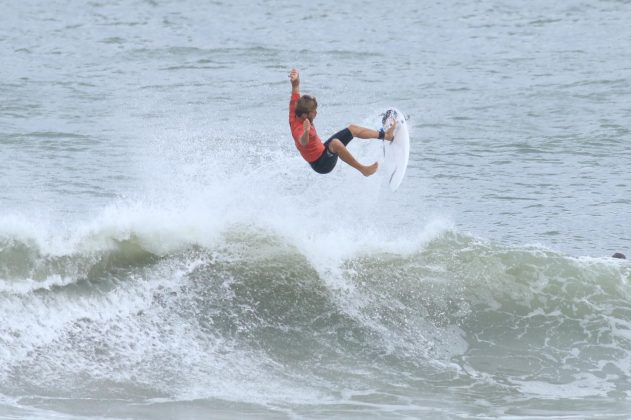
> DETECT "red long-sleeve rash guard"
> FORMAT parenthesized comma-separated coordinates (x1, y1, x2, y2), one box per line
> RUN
(289, 92, 324, 163)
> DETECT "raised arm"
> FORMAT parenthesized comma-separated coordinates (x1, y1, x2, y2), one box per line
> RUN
(288, 68, 300, 128)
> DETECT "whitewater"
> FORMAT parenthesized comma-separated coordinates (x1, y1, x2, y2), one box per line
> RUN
(2, 0, 631, 418)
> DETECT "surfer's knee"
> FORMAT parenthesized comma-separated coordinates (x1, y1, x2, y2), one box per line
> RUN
(347, 124, 360, 136)
(327, 138, 344, 153)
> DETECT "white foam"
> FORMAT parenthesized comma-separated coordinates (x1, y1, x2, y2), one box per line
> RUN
(0, 275, 77, 294)
(511, 373, 616, 398)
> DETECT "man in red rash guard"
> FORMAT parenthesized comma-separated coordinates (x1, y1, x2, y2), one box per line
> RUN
(288, 68, 396, 176)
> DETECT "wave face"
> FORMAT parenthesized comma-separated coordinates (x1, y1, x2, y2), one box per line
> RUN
(2, 218, 630, 418)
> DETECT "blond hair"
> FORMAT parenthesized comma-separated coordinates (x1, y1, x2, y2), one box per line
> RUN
(294, 95, 317, 117)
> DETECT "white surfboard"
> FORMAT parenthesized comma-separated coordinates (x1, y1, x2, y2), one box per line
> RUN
(381, 108, 410, 191)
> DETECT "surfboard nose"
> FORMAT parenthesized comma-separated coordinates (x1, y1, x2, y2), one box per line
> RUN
(381, 109, 399, 126)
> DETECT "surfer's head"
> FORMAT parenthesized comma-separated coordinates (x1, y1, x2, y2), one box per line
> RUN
(295, 95, 318, 121)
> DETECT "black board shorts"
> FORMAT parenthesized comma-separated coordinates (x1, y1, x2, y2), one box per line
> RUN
(309, 128, 354, 174)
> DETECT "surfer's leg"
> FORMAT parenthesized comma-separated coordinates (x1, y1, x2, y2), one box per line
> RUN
(348, 123, 396, 141)
(327, 138, 378, 177)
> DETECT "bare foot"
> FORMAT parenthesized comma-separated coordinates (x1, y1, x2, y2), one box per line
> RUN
(384, 119, 398, 141)
(360, 162, 378, 177)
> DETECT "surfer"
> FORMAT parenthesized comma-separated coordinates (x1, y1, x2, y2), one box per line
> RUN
(288, 68, 396, 176)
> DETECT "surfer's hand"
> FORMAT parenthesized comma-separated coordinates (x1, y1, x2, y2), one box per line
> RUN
(298, 118, 310, 146)
(289, 68, 300, 87)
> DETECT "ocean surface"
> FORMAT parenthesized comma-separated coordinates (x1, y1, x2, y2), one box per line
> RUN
(2, 0, 631, 418)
